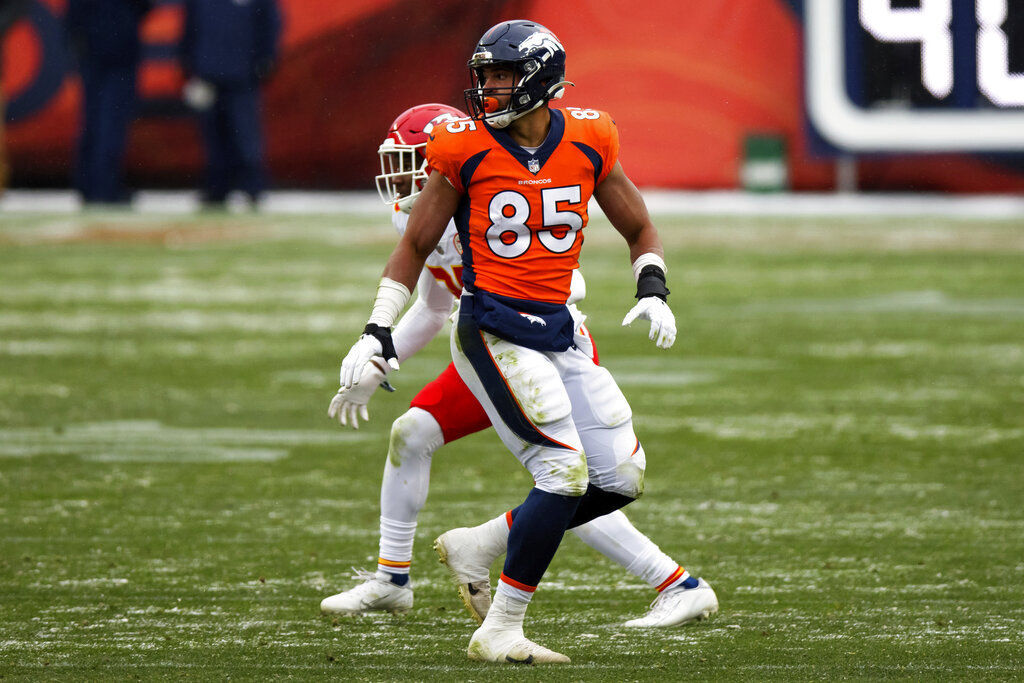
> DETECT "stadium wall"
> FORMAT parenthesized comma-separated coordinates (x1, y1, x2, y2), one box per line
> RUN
(3, 0, 1023, 192)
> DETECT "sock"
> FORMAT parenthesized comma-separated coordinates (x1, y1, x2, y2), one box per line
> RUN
(477, 510, 513, 551)
(380, 408, 442, 523)
(501, 487, 581, 590)
(377, 516, 416, 579)
(374, 409, 444, 583)
(495, 576, 535, 604)
(485, 588, 529, 630)
(654, 565, 696, 592)
(375, 569, 410, 587)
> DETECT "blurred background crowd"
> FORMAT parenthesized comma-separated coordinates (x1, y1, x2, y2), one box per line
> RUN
(1, 0, 1022, 206)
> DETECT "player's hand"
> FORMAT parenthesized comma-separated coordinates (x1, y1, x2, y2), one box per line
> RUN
(328, 361, 386, 429)
(622, 296, 676, 349)
(339, 324, 399, 388)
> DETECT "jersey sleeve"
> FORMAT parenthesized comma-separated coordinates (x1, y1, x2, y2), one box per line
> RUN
(425, 127, 467, 194)
(595, 111, 620, 185)
(391, 206, 408, 237)
(391, 268, 454, 363)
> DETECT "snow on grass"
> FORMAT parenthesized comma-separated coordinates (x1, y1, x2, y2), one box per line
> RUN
(0, 421, 373, 461)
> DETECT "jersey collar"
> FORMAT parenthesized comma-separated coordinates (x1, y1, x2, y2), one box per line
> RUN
(484, 109, 565, 176)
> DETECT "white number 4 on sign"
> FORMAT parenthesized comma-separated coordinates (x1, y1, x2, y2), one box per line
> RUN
(860, 0, 1024, 106)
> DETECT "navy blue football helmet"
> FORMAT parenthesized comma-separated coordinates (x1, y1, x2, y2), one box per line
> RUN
(464, 19, 571, 129)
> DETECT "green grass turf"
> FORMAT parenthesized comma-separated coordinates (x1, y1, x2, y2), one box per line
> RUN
(1, 210, 1022, 680)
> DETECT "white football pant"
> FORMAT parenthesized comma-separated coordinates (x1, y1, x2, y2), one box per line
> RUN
(451, 326, 645, 499)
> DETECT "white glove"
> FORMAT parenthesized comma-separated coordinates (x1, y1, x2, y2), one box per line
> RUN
(339, 331, 399, 388)
(622, 297, 676, 349)
(328, 361, 386, 429)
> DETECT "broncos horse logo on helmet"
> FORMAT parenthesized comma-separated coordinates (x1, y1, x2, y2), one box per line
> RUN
(464, 19, 573, 129)
(517, 31, 563, 60)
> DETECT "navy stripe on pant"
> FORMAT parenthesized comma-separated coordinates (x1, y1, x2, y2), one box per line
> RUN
(456, 295, 571, 451)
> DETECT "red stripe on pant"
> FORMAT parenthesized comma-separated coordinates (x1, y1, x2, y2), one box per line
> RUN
(499, 572, 537, 593)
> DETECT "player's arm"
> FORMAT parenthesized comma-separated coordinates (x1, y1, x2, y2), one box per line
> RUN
(393, 268, 456, 362)
(338, 172, 461, 387)
(594, 161, 662, 261)
(594, 161, 676, 349)
(328, 267, 454, 429)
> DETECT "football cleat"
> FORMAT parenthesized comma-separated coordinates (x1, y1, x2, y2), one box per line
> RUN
(319, 569, 413, 615)
(433, 527, 501, 623)
(467, 625, 570, 665)
(623, 578, 719, 628)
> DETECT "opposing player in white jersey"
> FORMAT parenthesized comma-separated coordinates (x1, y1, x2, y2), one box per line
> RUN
(319, 103, 717, 630)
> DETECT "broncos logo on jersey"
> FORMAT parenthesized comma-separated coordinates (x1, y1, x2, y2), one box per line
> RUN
(519, 313, 548, 327)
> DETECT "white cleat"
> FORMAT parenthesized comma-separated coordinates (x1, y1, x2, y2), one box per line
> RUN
(623, 578, 719, 628)
(433, 527, 500, 623)
(467, 625, 570, 664)
(319, 569, 413, 615)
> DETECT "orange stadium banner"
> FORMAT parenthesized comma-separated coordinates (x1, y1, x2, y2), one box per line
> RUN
(3, 0, 1023, 192)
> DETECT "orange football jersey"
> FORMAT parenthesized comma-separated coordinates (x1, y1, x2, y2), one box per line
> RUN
(425, 107, 619, 304)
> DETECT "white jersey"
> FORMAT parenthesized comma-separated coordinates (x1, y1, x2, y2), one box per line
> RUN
(392, 208, 464, 299)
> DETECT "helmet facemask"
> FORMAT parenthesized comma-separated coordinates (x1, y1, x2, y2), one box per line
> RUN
(374, 139, 428, 213)
(464, 24, 571, 129)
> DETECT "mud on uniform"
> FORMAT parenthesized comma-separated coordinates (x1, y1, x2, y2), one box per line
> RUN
(425, 108, 646, 498)
(390, 208, 596, 444)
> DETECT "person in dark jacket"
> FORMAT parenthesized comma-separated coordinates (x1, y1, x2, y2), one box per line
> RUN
(180, 0, 281, 207)
(65, 0, 152, 205)
(0, 0, 30, 194)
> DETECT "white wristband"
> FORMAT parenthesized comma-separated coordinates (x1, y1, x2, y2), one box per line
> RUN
(631, 253, 667, 282)
(367, 277, 411, 328)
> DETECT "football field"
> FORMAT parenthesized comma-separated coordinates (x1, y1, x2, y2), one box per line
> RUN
(1, 207, 1022, 680)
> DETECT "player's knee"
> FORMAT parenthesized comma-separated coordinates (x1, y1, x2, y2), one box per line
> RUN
(590, 434, 646, 499)
(387, 408, 443, 468)
(535, 450, 589, 497)
(614, 441, 646, 498)
(588, 367, 632, 428)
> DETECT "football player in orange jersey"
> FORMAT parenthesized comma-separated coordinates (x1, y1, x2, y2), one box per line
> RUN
(337, 20, 715, 663)
(321, 104, 716, 632)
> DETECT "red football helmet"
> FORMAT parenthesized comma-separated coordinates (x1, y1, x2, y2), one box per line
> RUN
(375, 103, 466, 212)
